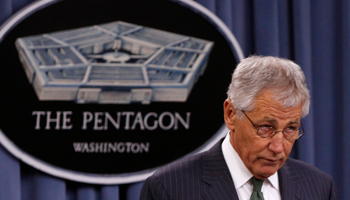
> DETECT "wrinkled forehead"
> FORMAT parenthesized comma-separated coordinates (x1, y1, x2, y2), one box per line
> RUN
(251, 90, 303, 120)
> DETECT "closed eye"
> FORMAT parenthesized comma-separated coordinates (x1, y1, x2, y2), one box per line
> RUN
(259, 125, 273, 131)
(285, 126, 298, 131)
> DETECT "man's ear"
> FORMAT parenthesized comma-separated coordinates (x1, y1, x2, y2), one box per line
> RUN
(223, 99, 237, 131)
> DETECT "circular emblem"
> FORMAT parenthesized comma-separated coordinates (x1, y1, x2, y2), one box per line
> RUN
(0, 0, 243, 184)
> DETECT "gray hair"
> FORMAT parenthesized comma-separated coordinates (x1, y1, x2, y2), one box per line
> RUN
(227, 55, 310, 119)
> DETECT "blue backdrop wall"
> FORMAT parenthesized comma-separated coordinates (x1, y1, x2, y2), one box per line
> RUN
(0, 0, 349, 199)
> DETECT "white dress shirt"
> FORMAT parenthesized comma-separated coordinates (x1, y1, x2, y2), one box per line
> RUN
(221, 133, 281, 200)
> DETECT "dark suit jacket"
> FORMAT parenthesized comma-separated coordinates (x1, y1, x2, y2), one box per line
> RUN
(140, 139, 337, 200)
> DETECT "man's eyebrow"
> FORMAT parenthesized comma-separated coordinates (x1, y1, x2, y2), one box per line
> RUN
(257, 117, 277, 124)
(258, 118, 300, 125)
(289, 121, 299, 124)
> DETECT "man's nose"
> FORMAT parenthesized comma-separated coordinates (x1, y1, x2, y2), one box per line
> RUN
(268, 131, 284, 153)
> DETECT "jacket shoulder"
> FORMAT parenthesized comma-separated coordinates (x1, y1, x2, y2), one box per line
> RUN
(153, 151, 207, 185)
(140, 139, 226, 200)
(281, 158, 337, 199)
(284, 158, 333, 180)
(140, 151, 208, 200)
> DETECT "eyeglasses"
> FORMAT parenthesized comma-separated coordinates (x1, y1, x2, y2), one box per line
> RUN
(241, 110, 305, 140)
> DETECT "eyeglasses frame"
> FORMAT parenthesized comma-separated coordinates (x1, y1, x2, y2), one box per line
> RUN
(241, 110, 305, 140)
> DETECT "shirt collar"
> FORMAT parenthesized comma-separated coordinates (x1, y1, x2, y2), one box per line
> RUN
(221, 132, 279, 190)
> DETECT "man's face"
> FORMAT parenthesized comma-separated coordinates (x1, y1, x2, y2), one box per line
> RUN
(224, 90, 303, 179)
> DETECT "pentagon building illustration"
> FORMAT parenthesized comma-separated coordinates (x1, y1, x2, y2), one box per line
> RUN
(15, 21, 213, 104)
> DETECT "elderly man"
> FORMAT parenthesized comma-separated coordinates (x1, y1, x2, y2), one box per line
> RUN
(140, 56, 337, 200)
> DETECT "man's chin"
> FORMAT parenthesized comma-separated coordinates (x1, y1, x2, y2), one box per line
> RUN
(252, 166, 279, 179)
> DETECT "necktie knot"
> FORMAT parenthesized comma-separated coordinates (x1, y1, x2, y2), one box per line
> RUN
(250, 177, 265, 200)
(252, 177, 264, 192)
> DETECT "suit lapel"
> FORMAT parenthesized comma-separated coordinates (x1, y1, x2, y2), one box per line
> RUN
(278, 159, 301, 200)
(201, 139, 239, 200)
